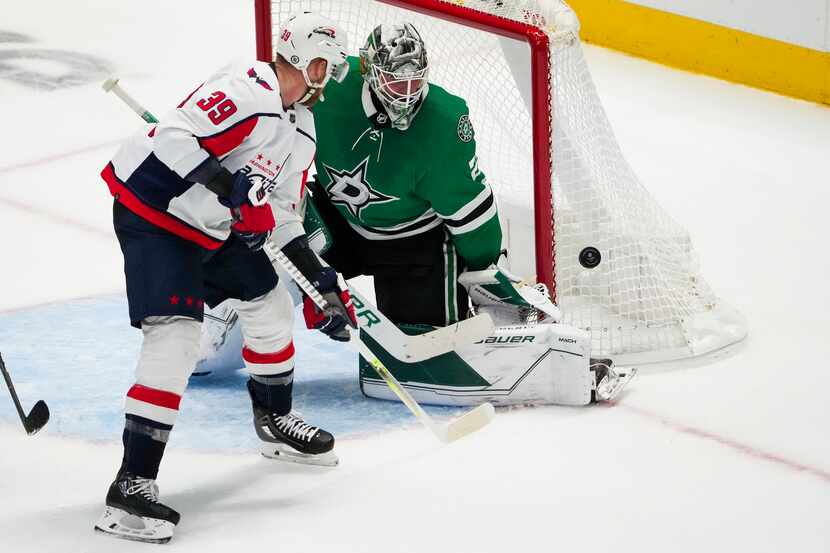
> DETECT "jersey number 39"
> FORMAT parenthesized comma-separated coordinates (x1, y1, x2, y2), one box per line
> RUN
(196, 91, 237, 125)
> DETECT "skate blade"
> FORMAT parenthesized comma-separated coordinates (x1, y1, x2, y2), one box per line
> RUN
(94, 506, 175, 544)
(260, 443, 339, 467)
(597, 368, 637, 401)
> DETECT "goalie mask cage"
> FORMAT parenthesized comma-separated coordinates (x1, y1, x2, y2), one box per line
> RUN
(255, 0, 747, 364)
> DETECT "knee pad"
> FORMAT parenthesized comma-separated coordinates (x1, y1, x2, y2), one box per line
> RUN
(127, 316, 201, 425)
(235, 285, 295, 376)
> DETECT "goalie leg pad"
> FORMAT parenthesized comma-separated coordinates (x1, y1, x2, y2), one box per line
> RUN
(360, 323, 594, 407)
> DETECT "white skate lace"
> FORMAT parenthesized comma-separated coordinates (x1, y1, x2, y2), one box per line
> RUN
(274, 413, 319, 442)
(125, 478, 160, 503)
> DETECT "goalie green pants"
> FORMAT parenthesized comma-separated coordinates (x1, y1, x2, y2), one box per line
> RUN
(308, 183, 469, 327)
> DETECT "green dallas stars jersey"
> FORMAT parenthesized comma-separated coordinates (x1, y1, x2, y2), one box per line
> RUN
(311, 57, 502, 270)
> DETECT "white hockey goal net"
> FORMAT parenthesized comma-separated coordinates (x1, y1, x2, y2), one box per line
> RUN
(255, 0, 747, 364)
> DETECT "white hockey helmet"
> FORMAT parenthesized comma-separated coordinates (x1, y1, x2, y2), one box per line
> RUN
(276, 12, 350, 101)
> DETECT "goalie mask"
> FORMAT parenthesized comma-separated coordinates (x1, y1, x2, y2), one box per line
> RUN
(360, 23, 429, 131)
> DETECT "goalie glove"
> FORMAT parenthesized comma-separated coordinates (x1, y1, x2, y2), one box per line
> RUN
(458, 266, 561, 324)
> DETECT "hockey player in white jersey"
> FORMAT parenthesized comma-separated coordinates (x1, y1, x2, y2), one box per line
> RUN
(94, 12, 355, 544)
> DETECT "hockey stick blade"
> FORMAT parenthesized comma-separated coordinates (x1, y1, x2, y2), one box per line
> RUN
(22, 400, 50, 435)
(433, 402, 496, 444)
(0, 354, 50, 435)
(357, 340, 495, 443)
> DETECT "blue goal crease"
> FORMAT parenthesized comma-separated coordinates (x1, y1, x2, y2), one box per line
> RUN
(0, 295, 463, 451)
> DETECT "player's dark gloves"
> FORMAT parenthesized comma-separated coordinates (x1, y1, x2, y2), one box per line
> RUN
(302, 267, 357, 342)
(206, 168, 258, 209)
(231, 203, 275, 251)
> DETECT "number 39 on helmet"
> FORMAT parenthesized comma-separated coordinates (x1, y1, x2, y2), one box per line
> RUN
(276, 12, 350, 92)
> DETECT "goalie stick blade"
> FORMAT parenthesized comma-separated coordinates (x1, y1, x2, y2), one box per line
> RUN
(403, 314, 495, 362)
(24, 400, 50, 435)
(437, 402, 496, 444)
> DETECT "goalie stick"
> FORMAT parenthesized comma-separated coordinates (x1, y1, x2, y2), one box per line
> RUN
(266, 243, 495, 443)
(0, 353, 49, 435)
(103, 76, 496, 442)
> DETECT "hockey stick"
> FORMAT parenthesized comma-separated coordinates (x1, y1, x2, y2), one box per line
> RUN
(266, 242, 495, 444)
(101, 76, 495, 361)
(0, 353, 49, 435)
(103, 77, 496, 442)
(269, 248, 493, 362)
(102, 78, 159, 123)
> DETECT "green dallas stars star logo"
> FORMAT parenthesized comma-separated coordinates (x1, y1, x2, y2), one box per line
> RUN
(322, 157, 398, 219)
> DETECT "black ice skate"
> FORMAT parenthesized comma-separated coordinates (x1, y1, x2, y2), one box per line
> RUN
(591, 358, 636, 402)
(94, 473, 180, 544)
(248, 380, 338, 466)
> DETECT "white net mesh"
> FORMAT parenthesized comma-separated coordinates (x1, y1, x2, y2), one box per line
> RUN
(265, 0, 746, 363)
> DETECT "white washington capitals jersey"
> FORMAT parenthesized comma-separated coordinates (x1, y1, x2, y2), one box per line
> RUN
(101, 60, 314, 250)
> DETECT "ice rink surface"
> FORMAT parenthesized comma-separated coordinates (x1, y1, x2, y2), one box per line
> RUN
(1, 1, 829, 551)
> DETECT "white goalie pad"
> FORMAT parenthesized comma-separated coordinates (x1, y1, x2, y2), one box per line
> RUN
(194, 272, 302, 376)
(361, 322, 594, 407)
(194, 300, 244, 376)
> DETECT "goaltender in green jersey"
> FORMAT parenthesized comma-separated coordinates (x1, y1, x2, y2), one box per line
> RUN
(303, 23, 634, 406)
(309, 36, 500, 327)
(195, 23, 634, 407)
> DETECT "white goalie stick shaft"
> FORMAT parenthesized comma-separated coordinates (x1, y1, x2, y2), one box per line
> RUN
(266, 242, 495, 443)
(103, 76, 496, 443)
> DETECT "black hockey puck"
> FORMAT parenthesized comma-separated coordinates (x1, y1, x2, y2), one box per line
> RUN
(579, 246, 601, 269)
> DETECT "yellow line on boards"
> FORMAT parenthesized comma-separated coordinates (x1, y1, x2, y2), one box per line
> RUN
(567, 0, 830, 106)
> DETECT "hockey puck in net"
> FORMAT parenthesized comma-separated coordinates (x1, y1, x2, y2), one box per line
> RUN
(579, 246, 601, 269)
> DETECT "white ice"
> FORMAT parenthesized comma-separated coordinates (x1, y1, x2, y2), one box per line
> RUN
(1, 1, 829, 551)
